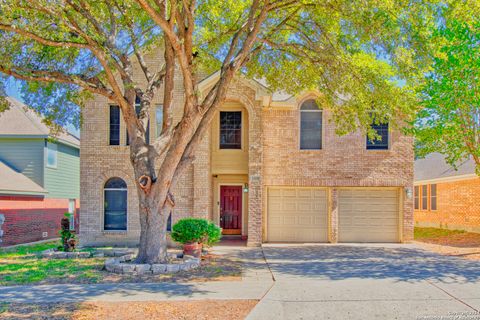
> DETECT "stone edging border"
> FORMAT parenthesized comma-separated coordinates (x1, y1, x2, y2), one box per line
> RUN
(41, 248, 134, 259)
(41, 249, 91, 259)
(104, 252, 201, 275)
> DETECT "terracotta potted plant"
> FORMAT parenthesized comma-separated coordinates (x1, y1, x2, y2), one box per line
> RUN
(171, 218, 222, 257)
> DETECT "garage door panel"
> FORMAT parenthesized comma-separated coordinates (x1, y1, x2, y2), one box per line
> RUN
(339, 189, 399, 243)
(268, 187, 327, 242)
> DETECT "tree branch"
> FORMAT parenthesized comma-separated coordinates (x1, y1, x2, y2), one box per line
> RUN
(0, 65, 115, 99)
(0, 24, 89, 49)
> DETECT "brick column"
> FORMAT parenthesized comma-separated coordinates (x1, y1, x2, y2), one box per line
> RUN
(329, 188, 338, 243)
(193, 130, 211, 219)
(247, 104, 263, 246)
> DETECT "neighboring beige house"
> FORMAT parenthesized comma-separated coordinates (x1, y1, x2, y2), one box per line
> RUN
(80, 50, 414, 247)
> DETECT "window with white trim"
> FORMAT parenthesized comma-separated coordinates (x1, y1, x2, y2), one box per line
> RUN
(46, 142, 57, 168)
(219, 111, 242, 149)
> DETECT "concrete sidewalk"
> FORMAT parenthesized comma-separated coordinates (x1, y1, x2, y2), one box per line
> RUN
(0, 246, 274, 304)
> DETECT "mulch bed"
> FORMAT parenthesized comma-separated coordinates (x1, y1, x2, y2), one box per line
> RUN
(0, 300, 258, 320)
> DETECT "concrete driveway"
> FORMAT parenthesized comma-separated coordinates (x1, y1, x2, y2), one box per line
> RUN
(247, 244, 480, 320)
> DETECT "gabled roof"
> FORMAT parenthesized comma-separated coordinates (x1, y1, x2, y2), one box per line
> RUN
(414, 152, 477, 183)
(0, 161, 47, 196)
(0, 97, 80, 148)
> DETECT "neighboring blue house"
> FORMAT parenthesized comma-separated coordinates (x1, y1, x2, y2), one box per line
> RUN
(0, 97, 80, 246)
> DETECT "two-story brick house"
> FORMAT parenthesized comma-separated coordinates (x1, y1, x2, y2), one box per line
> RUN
(80, 50, 414, 247)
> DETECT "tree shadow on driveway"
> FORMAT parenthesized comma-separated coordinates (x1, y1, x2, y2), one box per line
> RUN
(260, 245, 480, 284)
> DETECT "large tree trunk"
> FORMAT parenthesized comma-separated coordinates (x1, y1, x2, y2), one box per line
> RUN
(130, 139, 173, 264)
(135, 195, 172, 264)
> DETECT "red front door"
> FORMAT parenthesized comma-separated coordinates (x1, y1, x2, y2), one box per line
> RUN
(220, 186, 242, 235)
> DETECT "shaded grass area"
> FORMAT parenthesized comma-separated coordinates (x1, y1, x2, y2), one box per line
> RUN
(414, 227, 466, 240)
(0, 243, 242, 286)
(0, 242, 104, 286)
(0, 300, 258, 320)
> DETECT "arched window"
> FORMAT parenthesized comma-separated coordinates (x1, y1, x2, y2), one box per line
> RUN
(300, 99, 322, 150)
(104, 177, 127, 231)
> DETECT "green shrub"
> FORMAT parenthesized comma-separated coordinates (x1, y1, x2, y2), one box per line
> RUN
(59, 212, 76, 252)
(171, 218, 222, 246)
(204, 222, 222, 247)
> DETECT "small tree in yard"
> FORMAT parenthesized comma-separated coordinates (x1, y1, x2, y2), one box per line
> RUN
(414, 12, 480, 173)
(0, 0, 439, 263)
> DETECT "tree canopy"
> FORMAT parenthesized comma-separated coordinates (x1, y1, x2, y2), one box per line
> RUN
(0, 0, 440, 134)
(413, 5, 479, 173)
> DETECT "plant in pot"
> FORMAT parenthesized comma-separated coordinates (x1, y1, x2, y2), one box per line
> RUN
(171, 218, 222, 257)
(59, 212, 76, 252)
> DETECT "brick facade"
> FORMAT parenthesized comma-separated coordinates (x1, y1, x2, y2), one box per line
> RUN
(262, 98, 414, 242)
(80, 49, 414, 246)
(414, 178, 480, 233)
(0, 196, 79, 246)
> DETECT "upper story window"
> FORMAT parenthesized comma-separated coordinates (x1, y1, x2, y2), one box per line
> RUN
(109, 105, 120, 145)
(46, 141, 57, 168)
(126, 99, 150, 145)
(421, 185, 428, 210)
(156, 105, 163, 137)
(104, 177, 127, 231)
(430, 184, 437, 211)
(366, 122, 389, 150)
(300, 99, 322, 150)
(220, 111, 242, 149)
(414, 186, 419, 210)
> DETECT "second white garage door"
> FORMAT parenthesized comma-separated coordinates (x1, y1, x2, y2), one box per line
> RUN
(338, 189, 399, 242)
(267, 187, 328, 242)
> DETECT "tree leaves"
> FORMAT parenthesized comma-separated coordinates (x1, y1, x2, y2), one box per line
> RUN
(414, 15, 480, 172)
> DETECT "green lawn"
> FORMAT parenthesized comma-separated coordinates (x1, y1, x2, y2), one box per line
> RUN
(0, 242, 104, 286)
(414, 227, 466, 240)
(0, 242, 242, 286)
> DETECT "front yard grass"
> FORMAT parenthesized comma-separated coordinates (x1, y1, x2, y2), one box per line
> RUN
(0, 242, 242, 286)
(0, 242, 104, 286)
(414, 227, 466, 240)
(414, 227, 480, 260)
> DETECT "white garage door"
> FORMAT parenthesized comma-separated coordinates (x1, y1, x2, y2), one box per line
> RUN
(338, 189, 399, 242)
(267, 187, 328, 242)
